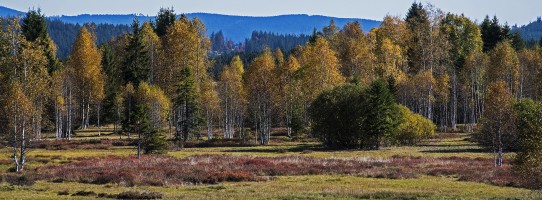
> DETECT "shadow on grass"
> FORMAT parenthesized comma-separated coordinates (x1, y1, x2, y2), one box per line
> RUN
(221, 144, 358, 153)
(417, 143, 479, 147)
(72, 132, 116, 138)
(420, 148, 487, 154)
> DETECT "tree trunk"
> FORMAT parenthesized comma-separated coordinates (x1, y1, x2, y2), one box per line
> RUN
(451, 69, 457, 129)
(97, 102, 101, 136)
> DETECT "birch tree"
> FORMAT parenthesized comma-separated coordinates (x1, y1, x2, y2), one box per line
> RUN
(245, 50, 276, 145)
(476, 81, 517, 167)
(219, 56, 246, 139)
(67, 26, 104, 130)
(0, 17, 49, 171)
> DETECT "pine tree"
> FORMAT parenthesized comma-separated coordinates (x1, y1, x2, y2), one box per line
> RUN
(481, 15, 509, 52)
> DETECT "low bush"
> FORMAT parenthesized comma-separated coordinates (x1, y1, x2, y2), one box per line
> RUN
(393, 105, 436, 145)
(71, 190, 96, 196)
(116, 190, 163, 199)
(3, 174, 35, 186)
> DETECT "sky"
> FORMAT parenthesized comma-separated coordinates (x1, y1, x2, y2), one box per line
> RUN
(1, 0, 540, 26)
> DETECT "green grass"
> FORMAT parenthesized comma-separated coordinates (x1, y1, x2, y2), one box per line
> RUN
(0, 176, 538, 199)
(167, 133, 509, 159)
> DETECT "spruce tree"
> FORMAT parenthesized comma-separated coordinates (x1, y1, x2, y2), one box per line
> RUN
(363, 79, 398, 149)
(131, 102, 167, 156)
(101, 43, 121, 124)
(154, 7, 176, 37)
(22, 8, 61, 73)
(123, 18, 149, 86)
(405, 2, 430, 74)
(175, 67, 201, 148)
(22, 9, 47, 42)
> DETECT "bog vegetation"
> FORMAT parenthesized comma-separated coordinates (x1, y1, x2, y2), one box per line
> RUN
(0, 2, 542, 199)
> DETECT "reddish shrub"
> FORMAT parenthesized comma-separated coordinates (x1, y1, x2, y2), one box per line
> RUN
(0, 160, 12, 165)
(25, 154, 525, 188)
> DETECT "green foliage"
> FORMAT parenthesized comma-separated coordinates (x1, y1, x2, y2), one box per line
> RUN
(405, 2, 430, 74)
(394, 105, 436, 145)
(310, 83, 365, 149)
(475, 81, 518, 150)
(441, 13, 483, 69)
(311, 79, 434, 149)
(22, 8, 61, 74)
(513, 99, 542, 189)
(244, 31, 310, 53)
(132, 101, 167, 154)
(362, 79, 398, 149)
(175, 67, 202, 143)
(21, 8, 47, 42)
(101, 43, 121, 124)
(121, 83, 136, 135)
(123, 18, 149, 86)
(480, 15, 512, 52)
(289, 104, 306, 136)
(154, 7, 176, 37)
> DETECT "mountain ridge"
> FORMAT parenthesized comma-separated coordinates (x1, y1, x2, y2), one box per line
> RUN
(0, 6, 381, 42)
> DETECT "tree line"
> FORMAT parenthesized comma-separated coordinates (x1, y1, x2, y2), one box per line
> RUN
(1, 4, 542, 182)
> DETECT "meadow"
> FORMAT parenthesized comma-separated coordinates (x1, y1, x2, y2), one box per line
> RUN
(0, 127, 540, 199)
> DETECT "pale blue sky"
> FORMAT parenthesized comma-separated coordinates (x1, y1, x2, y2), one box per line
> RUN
(1, 0, 540, 26)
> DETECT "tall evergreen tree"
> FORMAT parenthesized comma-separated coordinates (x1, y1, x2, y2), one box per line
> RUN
(101, 43, 121, 124)
(22, 8, 61, 73)
(131, 101, 167, 157)
(175, 67, 201, 148)
(154, 7, 176, 37)
(22, 8, 47, 42)
(123, 18, 149, 86)
(481, 15, 508, 52)
(405, 2, 430, 74)
(363, 79, 398, 149)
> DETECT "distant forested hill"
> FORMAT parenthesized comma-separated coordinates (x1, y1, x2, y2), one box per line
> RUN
(0, 6, 380, 42)
(1, 6, 380, 58)
(47, 20, 131, 58)
(515, 17, 542, 42)
(48, 13, 381, 42)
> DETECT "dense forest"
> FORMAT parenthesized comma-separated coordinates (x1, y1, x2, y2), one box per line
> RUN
(45, 18, 310, 59)
(1, 3, 542, 189)
(47, 19, 131, 58)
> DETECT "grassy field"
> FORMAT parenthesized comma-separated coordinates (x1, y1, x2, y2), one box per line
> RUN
(0, 128, 539, 199)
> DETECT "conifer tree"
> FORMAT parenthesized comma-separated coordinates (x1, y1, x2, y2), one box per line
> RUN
(22, 8, 61, 73)
(123, 18, 149, 86)
(175, 67, 201, 148)
(131, 100, 167, 157)
(363, 79, 398, 149)
(154, 7, 176, 37)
